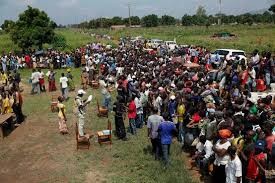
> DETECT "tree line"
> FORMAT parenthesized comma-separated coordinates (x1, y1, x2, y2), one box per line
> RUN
(72, 5, 275, 28)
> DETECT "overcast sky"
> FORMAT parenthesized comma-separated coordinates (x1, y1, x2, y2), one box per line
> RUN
(0, 0, 274, 25)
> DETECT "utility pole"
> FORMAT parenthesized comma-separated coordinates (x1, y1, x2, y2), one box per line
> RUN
(128, 3, 131, 27)
(218, 0, 222, 25)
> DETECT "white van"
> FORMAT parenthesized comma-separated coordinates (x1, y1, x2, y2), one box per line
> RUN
(211, 49, 247, 61)
(164, 41, 177, 50)
(148, 39, 163, 49)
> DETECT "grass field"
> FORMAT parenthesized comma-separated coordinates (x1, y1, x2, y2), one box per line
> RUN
(0, 24, 275, 54)
(0, 68, 199, 183)
(87, 24, 275, 53)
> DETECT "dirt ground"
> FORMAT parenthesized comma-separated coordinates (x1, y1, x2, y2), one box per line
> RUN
(0, 83, 108, 183)
(0, 81, 202, 183)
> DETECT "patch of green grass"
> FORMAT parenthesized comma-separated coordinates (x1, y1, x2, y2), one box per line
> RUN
(87, 24, 275, 53)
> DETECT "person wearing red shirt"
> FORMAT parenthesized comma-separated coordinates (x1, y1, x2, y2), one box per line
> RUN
(246, 140, 267, 183)
(128, 96, 137, 135)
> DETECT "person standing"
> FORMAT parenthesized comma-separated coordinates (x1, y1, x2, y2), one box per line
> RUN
(81, 69, 89, 90)
(158, 114, 177, 168)
(38, 69, 46, 92)
(66, 69, 75, 91)
(128, 96, 137, 135)
(225, 146, 242, 183)
(30, 69, 40, 94)
(75, 89, 92, 139)
(212, 129, 232, 183)
(57, 96, 68, 134)
(12, 87, 24, 126)
(147, 107, 164, 160)
(134, 93, 144, 128)
(59, 73, 68, 100)
(113, 95, 127, 140)
(101, 83, 112, 111)
(47, 69, 56, 92)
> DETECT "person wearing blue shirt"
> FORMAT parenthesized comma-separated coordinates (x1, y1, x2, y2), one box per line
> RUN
(158, 114, 177, 167)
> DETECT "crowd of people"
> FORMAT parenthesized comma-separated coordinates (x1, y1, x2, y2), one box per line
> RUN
(0, 68, 24, 126)
(85, 39, 274, 182)
(2, 38, 275, 182)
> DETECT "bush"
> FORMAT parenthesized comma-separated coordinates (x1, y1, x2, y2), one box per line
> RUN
(52, 34, 67, 50)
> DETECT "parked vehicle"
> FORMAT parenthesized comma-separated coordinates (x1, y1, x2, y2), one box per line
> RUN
(211, 49, 247, 61)
(164, 41, 177, 50)
(147, 39, 163, 49)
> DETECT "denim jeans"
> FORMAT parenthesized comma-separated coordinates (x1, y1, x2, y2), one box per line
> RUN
(103, 97, 112, 111)
(31, 82, 40, 94)
(129, 118, 136, 135)
(136, 113, 144, 128)
(151, 138, 161, 160)
(61, 87, 68, 99)
(178, 123, 185, 144)
(265, 72, 271, 87)
(162, 144, 170, 166)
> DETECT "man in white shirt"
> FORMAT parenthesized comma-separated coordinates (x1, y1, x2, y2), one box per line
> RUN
(134, 94, 144, 128)
(225, 146, 242, 183)
(59, 73, 68, 100)
(31, 69, 40, 94)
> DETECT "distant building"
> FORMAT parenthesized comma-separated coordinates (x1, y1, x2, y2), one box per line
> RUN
(110, 25, 126, 30)
(130, 25, 142, 28)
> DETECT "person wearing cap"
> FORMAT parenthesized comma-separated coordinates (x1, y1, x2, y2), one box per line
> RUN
(246, 140, 267, 182)
(168, 95, 177, 122)
(212, 129, 232, 183)
(75, 89, 92, 138)
(225, 146, 242, 183)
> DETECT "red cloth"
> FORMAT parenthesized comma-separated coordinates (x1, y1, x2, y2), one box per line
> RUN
(241, 71, 249, 85)
(246, 152, 265, 180)
(49, 81, 56, 92)
(192, 113, 201, 123)
(128, 100, 137, 119)
(266, 135, 275, 154)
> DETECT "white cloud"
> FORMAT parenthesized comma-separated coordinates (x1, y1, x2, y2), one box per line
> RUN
(58, 0, 78, 7)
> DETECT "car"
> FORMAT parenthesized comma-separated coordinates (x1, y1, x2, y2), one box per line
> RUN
(211, 49, 247, 61)
(147, 39, 163, 49)
(164, 41, 177, 50)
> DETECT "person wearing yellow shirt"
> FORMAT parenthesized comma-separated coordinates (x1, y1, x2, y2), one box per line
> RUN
(1, 71, 8, 85)
(57, 96, 68, 134)
(176, 99, 186, 144)
(2, 93, 13, 114)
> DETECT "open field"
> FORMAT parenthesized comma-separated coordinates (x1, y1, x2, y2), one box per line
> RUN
(87, 24, 275, 53)
(0, 68, 199, 183)
(0, 25, 275, 54)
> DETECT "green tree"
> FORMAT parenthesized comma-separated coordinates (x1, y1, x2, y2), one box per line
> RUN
(141, 14, 159, 27)
(123, 16, 141, 26)
(111, 16, 123, 25)
(52, 34, 67, 50)
(10, 6, 56, 50)
(181, 14, 193, 26)
(269, 4, 275, 13)
(1, 20, 15, 32)
(196, 5, 206, 17)
(160, 15, 176, 26)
